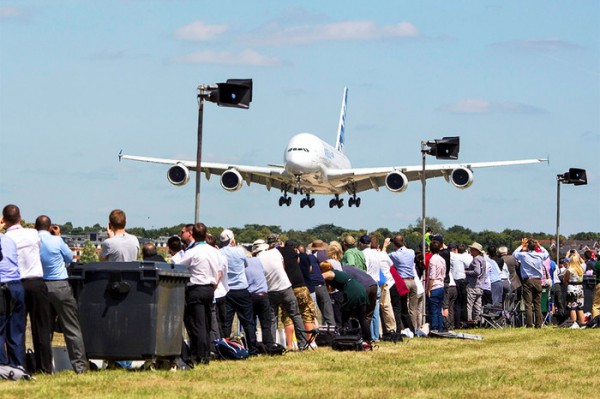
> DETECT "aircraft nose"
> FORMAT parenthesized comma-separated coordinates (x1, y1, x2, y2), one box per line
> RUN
(285, 151, 316, 174)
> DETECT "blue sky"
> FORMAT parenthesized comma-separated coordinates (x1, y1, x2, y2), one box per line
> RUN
(1, 1, 598, 236)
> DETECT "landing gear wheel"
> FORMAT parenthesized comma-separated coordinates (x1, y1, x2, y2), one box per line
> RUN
(349, 197, 355, 207)
(279, 197, 285, 207)
(329, 199, 336, 208)
(300, 198, 306, 208)
(337, 199, 344, 208)
(286, 197, 292, 206)
(309, 198, 315, 208)
(356, 198, 361, 207)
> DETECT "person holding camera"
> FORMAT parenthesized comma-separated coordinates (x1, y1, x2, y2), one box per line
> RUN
(563, 250, 585, 327)
(512, 238, 549, 328)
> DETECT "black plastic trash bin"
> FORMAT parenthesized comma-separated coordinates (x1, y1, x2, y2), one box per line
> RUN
(69, 261, 190, 361)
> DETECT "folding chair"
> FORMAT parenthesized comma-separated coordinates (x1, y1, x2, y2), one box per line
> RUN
(541, 287, 554, 327)
(480, 304, 507, 328)
(504, 291, 524, 328)
(299, 328, 320, 351)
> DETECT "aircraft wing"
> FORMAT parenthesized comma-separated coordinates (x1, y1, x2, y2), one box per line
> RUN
(325, 158, 547, 194)
(119, 154, 292, 191)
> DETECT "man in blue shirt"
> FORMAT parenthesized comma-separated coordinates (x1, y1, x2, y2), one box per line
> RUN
(513, 238, 549, 328)
(35, 216, 87, 373)
(0, 232, 26, 369)
(389, 235, 419, 332)
(219, 229, 258, 355)
(246, 241, 275, 347)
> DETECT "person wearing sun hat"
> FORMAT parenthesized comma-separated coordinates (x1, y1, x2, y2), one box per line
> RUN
(465, 242, 486, 323)
(341, 235, 367, 272)
(307, 239, 329, 263)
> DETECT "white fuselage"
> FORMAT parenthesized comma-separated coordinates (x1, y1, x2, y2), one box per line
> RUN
(283, 133, 351, 194)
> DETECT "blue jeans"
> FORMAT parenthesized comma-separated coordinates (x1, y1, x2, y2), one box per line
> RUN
(429, 287, 445, 331)
(0, 281, 26, 367)
(370, 286, 382, 341)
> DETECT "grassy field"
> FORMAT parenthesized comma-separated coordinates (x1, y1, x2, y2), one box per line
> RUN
(2, 328, 599, 399)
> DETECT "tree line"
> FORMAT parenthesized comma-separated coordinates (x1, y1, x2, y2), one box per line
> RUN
(58, 217, 599, 254)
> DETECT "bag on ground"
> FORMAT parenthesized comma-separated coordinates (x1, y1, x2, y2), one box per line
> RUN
(331, 334, 369, 351)
(214, 338, 249, 360)
(0, 365, 33, 381)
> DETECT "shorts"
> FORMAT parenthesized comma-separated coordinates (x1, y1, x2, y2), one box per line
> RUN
(281, 286, 316, 326)
(566, 286, 584, 310)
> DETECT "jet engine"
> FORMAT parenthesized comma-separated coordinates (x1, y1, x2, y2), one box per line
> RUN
(220, 169, 244, 192)
(450, 167, 474, 189)
(385, 171, 409, 193)
(167, 164, 190, 186)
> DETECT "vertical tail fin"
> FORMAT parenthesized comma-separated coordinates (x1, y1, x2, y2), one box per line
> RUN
(335, 87, 348, 152)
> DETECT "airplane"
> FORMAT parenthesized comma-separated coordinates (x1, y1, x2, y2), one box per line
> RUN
(119, 88, 547, 209)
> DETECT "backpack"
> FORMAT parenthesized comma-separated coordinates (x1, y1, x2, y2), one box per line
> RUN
(214, 338, 249, 360)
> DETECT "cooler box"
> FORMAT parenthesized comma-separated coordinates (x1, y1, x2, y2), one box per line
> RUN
(69, 261, 190, 360)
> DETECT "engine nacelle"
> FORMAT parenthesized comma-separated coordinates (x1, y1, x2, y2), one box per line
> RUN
(167, 164, 190, 186)
(220, 169, 244, 192)
(385, 171, 409, 193)
(450, 167, 474, 189)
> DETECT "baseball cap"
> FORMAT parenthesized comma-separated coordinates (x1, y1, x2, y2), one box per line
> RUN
(266, 233, 280, 245)
(432, 234, 443, 243)
(359, 235, 371, 245)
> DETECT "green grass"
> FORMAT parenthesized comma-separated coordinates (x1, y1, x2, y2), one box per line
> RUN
(3, 328, 599, 399)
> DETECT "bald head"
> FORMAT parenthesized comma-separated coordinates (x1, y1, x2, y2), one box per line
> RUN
(35, 215, 52, 231)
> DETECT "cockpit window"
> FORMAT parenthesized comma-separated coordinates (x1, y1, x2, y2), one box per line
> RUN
(287, 148, 310, 152)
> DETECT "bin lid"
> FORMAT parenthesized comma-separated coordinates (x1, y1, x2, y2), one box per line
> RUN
(69, 261, 191, 279)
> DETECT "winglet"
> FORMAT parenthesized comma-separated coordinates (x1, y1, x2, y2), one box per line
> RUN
(545, 155, 550, 166)
(118, 150, 123, 162)
(335, 87, 348, 152)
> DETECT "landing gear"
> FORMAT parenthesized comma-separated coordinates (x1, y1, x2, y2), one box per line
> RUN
(329, 194, 344, 208)
(348, 196, 361, 207)
(300, 194, 315, 208)
(279, 187, 292, 207)
(348, 184, 361, 208)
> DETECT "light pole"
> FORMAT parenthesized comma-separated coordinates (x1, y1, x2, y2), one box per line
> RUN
(555, 168, 587, 261)
(194, 79, 252, 223)
(420, 136, 459, 326)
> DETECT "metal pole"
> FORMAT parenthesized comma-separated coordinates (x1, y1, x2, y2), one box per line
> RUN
(194, 95, 205, 224)
(421, 141, 427, 327)
(555, 176, 561, 262)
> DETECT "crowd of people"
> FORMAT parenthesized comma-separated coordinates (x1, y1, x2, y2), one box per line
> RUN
(1, 203, 599, 374)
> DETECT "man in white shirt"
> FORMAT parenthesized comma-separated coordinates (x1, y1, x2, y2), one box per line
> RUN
(2, 204, 53, 374)
(257, 242, 307, 350)
(358, 235, 381, 340)
(372, 237, 396, 336)
(449, 243, 471, 328)
(178, 223, 221, 365)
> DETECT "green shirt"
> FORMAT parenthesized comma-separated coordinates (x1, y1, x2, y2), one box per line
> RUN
(341, 247, 367, 272)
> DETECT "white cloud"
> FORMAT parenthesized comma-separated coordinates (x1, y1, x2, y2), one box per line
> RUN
(439, 98, 546, 114)
(491, 38, 582, 51)
(174, 21, 229, 41)
(245, 20, 420, 45)
(173, 49, 286, 67)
